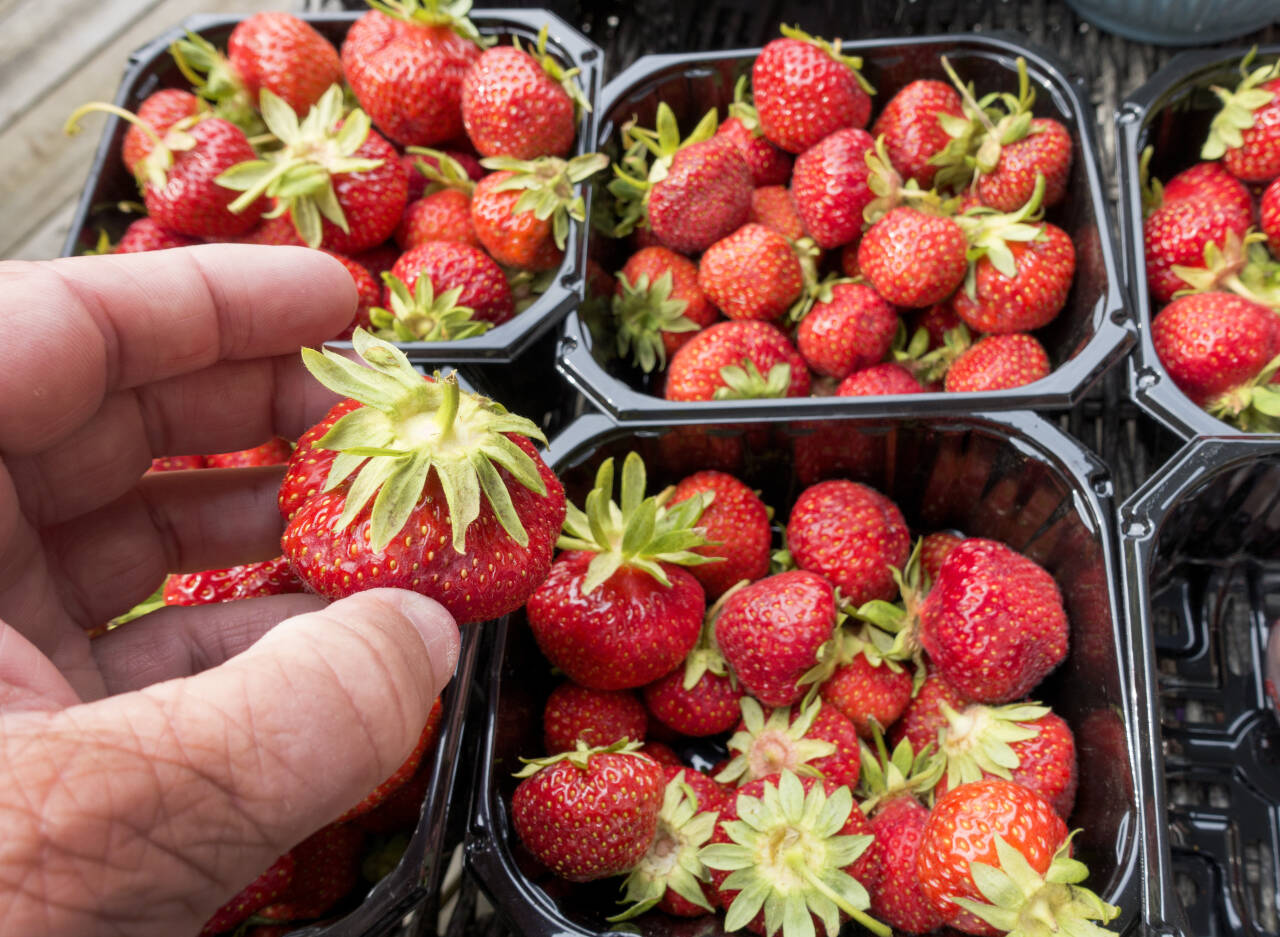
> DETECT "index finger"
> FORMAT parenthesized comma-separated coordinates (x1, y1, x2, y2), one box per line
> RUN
(0, 245, 356, 455)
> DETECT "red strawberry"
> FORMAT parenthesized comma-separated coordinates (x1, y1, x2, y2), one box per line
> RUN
(752, 28, 874, 154)
(976, 117, 1072, 212)
(1162, 160, 1254, 213)
(461, 31, 585, 159)
(786, 479, 910, 609)
(717, 698, 862, 789)
(951, 217, 1076, 334)
(748, 185, 806, 240)
(281, 334, 565, 624)
(920, 538, 1069, 703)
(257, 823, 364, 922)
(355, 760, 432, 834)
(836, 362, 925, 396)
(717, 78, 794, 186)
(328, 251, 383, 338)
(149, 454, 204, 472)
(820, 651, 913, 738)
(337, 696, 444, 822)
(112, 217, 199, 254)
(943, 333, 1050, 392)
(668, 470, 771, 598)
(640, 741, 684, 768)
(911, 300, 964, 351)
(232, 210, 306, 247)
(918, 779, 1117, 936)
(890, 670, 973, 752)
(643, 640, 743, 738)
(1263, 176, 1280, 255)
(857, 207, 967, 308)
(198, 853, 295, 936)
(871, 79, 964, 188)
(715, 570, 837, 706)
(648, 137, 753, 256)
(278, 398, 361, 522)
(525, 453, 710, 690)
(613, 246, 718, 372)
(121, 89, 202, 177)
(389, 240, 514, 325)
(1202, 54, 1280, 183)
(1151, 291, 1280, 428)
(701, 772, 885, 937)
(351, 243, 402, 281)
(790, 127, 877, 249)
(396, 188, 478, 250)
(920, 530, 963, 584)
(543, 682, 649, 752)
(341, 5, 485, 147)
(215, 87, 408, 253)
(511, 742, 665, 882)
(228, 12, 344, 116)
(163, 556, 304, 605)
(205, 437, 292, 468)
(793, 280, 896, 381)
(664, 320, 810, 401)
(698, 223, 804, 323)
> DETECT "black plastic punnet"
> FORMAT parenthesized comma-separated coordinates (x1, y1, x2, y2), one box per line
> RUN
(1115, 45, 1280, 441)
(556, 34, 1133, 423)
(467, 410, 1142, 937)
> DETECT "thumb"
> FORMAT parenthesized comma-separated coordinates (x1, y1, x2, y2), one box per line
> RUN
(0, 588, 459, 937)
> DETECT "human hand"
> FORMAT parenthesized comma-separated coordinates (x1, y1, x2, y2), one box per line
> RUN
(0, 245, 461, 936)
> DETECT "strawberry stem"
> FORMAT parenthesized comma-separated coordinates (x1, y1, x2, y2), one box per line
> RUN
(796, 864, 891, 937)
(65, 102, 162, 148)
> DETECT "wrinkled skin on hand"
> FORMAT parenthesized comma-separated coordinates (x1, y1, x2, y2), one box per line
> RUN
(0, 246, 459, 936)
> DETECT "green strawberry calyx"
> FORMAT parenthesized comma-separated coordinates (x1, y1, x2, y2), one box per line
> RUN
(683, 592, 739, 691)
(1201, 47, 1280, 161)
(699, 770, 890, 937)
(612, 270, 698, 373)
(900, 322, 974, 386)
(369, 272, 492, 343)
(716, 697, 838, 786)
(610, 776, 720, 920)
(954, 173, 1048, 298)
(727, 76, 765, 135)
(64, 104, 202, 190)
(1207, 350, 1280, 433)
(169, 31, 262, 135)
(1138, 146, 1165, 218)
(479, 152, 609, 250)
(834, 539, 929, 690)
(863, 134, 954, 225)
(778, 24, 875, 96)
(403, 147, 477, 196)
(1172, 228, 1280, 311)
(512, 738, 647, 778)
(216, 85, 385, 248)
(301, 328, 548, 554)
(937, 701, 1048, 792)
(363, 0, 493, 48)
(856, 724, 943, 816)
(714, 359, 793, 400)
(952, 833, 1120, 937)
(608, 103, 719, 237)
(514, 24, 592, 120)
(556, 451, 718, 594)
(797, 617, 907, 709)
(933, 56, 1037, 191)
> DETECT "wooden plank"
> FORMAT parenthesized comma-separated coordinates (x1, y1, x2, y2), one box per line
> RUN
(0, 0, 289, 260)
(9, 196, 78, 262)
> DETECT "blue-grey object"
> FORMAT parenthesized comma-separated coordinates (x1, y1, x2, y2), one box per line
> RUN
(1065, 0, 1278, 45)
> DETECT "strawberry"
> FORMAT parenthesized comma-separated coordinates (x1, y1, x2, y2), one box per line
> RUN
(354, 760, 432, 834)
(388, 240, 514, 325)
(752, 27, 874, 154)
(198, 853, 295, 936)
(717, 77, 794, 187)
(857, 206, 967, 308)
(917, 778, 1117, 936)
(228, 12, 344, 116)
(396, 189, 478, 250)
(112, 217, 199, 253)
(163, 556, 304, 605)
(328, 252, 383, 339)
(149, 454, 204, 472)
(369, 272, 493, 342)
(642, 627, 743, 737)
(944, 333, 1050, 392)
(664, 320, 810, 401)
(639, 741, 684, 768)
(715, 570, 837, 706)
(461, 27, 587, 160)
(871, 79, 964, 188)
(232, 210, 306, 247)
(790, 127, 877, 249)
(614, 772, 724, 919)
(610, 105, 753, 255)
(668, 470, 771, 598)
(820, 650, 913, 738)
(511, 741, 665, 882)
(205, 437, 292, 468)
(281, 332, 564, 624)
(278, 398, 361, 522)
(700, 771, 887, 937)
(121, 89, 203, 177)
(698, 223, 804, 323)
(748, 185, 806, 240)
(1202, 52, 1280, 183)
(337, 696, 444, 822)
(920, 530, 962, 584)
(340, 3, 486, 147)
(257, 822, 364, 922)
(525, 452, 711, 690)
(543, 682, 649, 753)
(402, 148, 484, 201)
(1263, 176, 1280, 255)
(717, 698, 862, 789)
(352, 243, 402, 281)
(1160, 159, 1254, 212)
(836, 362, 925, 397)
(613, 246, 718, 372)
(786, 479, 910, 609)
(216, 87, 408, 253)
(889, 669, 973, 753)
(1150, 291, 1280, 429)
(469, 154, 607, 270)
(976, 116, 1072, 212)
(919, 538, 1068, 703)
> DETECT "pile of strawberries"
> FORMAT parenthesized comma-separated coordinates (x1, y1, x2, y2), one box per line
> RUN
(589, 28, 1081, 401)
(1140, 49, 1280, 432)
(506, 448, 1119, 937)
(68, 1, 602, 344)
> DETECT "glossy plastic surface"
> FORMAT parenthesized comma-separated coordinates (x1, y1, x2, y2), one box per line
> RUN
(1065, 0, 1278, 46)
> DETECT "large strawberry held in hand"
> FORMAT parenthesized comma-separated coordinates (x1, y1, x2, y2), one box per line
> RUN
(280, 329, 565, 624)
